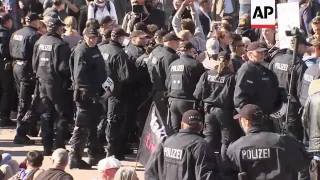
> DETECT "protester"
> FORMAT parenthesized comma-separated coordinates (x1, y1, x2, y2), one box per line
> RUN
(87, 0, 117, 24)
(114, 167, 139, 180)
(0, 153, 19, 180)
(43, 0, 67, 20)
(63, 16, 83, 48)
(93, 157, 121, 180)
(34, 149, 73, 180)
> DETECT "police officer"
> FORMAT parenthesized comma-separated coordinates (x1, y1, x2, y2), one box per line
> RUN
(32, 18, 71, 155)
(145, 110, 219, 180)
(234, 42, 280, 132)
(0, 14, 15, 127)
(98, 27, 134, 160)
(10, 13, 42, 144)
(269, 38, 309, 140)
(147, 32, 180, 133)
(300, 40, 320, 107)
(69, 26, 106, 169)
(194, 51, 238, 167)
(166, 41, 205, 133)
(227, 104, 311, 180)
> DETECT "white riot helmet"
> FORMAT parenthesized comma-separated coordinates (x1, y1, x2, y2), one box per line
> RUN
(102, 77, 114, 92)
(270, 103, 288, 119)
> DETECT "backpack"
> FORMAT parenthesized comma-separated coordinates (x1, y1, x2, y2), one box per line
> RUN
(93, 1, 111, 19)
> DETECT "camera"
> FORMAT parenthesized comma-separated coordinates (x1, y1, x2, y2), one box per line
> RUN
(285, 27, 305, 37)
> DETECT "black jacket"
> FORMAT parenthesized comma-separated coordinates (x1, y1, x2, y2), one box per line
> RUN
(166, 55, 205, 100)
(147, 6, 166, 29)
(98, 40, 135, 95)
(234, 61, 279, 114)
(125, 43, 146, 62)
(227, 126, 311, 180)
(269, 49, 307, 105)
(145, 129, 219, 180)
(299, 61, 320, 107)
(199, 11, 211, 36)
(0, 26, 13, 61)
(148, 46, 179, 91)
(70, 41, 105, 97)
(194, 68, 235, 109)
(10, 25, 41, 62)
(231, 53, 243, 73)
(235, 26, 259, 42)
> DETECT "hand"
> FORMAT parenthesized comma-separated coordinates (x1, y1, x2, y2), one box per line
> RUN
(182, 0, 192, 7)
(18, 1, 24, 9)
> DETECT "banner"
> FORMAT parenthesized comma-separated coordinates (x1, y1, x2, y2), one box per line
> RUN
(277, 2, 300, 49)
(137, 102, 168, 166)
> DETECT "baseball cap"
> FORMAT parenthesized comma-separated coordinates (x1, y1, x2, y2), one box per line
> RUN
(233, 104, 264, 122)
(84, 25, 99, 37)
(179, 41, 194, 51)
(247, 41, 267, 52)
(98, 157, 121, 171)
(182, 110, 203, 125)
(206, 38, 219, 55)
(111, 27, 129, 37)
(47, 18, 65, 27)
(25, 13, 42, 22)
(130, 30, 149, 38)
(154, 30, 167, 38)
(163, 33, 180, 42)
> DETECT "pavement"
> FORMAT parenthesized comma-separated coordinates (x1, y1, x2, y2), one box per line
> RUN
(0, 113, 145, 180)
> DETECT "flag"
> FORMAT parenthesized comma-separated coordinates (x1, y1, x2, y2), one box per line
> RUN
(137, 102, 168, 166)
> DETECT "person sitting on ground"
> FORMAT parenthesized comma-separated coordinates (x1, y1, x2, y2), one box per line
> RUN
(9, 151, 44, 180)
(0, 153, 20, 180)
(93, 157, 121, 180)
(114, 167, 139, 180)
(34, 149, 73, 180)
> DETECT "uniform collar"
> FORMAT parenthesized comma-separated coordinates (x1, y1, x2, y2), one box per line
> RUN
(109, 40, 123, 48)
(25, 25, 38, 31)
(163, 46, 177, 54)
(178, 129, 205, 137)
(247, 125, 268, 134)
(180, 54, 194, 59)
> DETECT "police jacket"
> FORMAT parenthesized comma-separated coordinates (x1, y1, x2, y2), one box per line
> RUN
(227, 126, 311, 180)
(70, 41, 106, 97)
(32, 33, 71, 82)
(144, 129, 219, 180)
(9, 25, 41, 62)
(269, 49, 307, 105)
(166, 55, 205, 100)
(302, 91, 320, 152)
(194, 67, 235, 109)
(98, 40, 134, 95)
(299, 62, 320, 107)
(234, 61, 279, 115)
(136, 53, 152, 92)
(0, 26, 13, 61)
(125, 43, 146, 62)
(148, 46, 179, 91)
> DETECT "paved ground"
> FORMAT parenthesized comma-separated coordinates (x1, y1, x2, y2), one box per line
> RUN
(0, 124, 145, 180)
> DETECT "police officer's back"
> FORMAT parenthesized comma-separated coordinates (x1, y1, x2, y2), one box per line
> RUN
(0, 14, 15, 126)
(11, 13, 42, 145)
(166, 41, 205, 133)
(145, 110, 219, 180)
(227, 104, 311, 180)
(32, 18, 71, 155)
(69, 26, 106, 169)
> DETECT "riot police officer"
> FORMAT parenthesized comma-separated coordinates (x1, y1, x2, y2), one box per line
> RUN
(227, 104, 311, 180)
(10, 13, 42, 144)
(32, 18, 71, 155)
(69, 26, 106, 169)
(0, 14, 15, 127)
(98, 27, 134, 160)
(234, 42, 280, 132)
(145, 110, 219, 180)
(194, 51, 239, 169)
(147, 32, 180, 134)
(166, 41, 205, 133)
(269, 38, 309, 140)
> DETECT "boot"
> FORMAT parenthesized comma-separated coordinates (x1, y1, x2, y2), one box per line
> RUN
(69, 152, 91, 169)
(88, 148, 106, 165)
(28, 127, 39, 137)
(13, 135, 35, 145)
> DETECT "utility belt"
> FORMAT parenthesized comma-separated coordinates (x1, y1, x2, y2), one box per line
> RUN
(204, 103, 230, 113)
(168, 97, 198, 109)
(14, 60, 27, 65)
(73, 88, 100, 104)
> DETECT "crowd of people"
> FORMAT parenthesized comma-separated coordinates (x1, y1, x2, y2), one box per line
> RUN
(0, 0, 320, 179)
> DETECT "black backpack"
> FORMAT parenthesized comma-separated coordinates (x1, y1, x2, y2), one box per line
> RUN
(93, 1, 111, 19)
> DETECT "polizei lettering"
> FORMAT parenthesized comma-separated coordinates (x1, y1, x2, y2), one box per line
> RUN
(304, 74, 314, 82)
(274, 62, 288, 71)
(171, 65, 185, 72)
(207, 75, 225, 83)
(164, 147, 183, 160)
(241, 148, 271, 161)
(39, 44, 53, 51)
